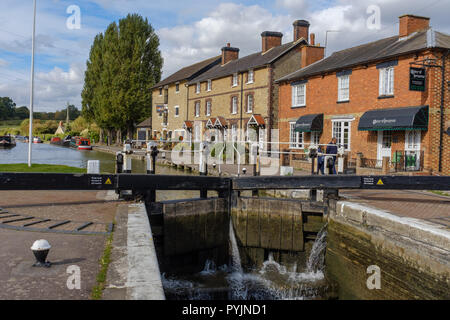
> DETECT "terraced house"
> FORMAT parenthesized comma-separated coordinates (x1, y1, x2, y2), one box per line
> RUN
(277, 15, 450, 175)
(184, 20, 325, 144)
(151, 56, 221, 141)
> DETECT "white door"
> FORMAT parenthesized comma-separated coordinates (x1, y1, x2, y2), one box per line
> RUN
(377, 131, 392, 167)
(405, 130, 421, 170)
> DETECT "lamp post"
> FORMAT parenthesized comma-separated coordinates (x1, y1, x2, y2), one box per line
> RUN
(28, 0, 37, 167)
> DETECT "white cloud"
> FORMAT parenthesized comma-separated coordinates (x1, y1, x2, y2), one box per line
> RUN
(0, 58, 9, 67)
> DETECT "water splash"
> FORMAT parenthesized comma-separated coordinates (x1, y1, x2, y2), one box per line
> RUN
(200, 260, 217, 276)
(162, 222, 330, 300)
(307, 223, 328, 273)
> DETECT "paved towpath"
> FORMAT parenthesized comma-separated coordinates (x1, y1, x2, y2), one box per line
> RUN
(0, 190, 122, 300)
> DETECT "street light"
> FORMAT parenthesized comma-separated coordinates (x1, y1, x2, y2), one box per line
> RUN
(28, 0, 37, 167)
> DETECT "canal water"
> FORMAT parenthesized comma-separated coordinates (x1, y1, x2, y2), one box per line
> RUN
(0, 141, 203, 201)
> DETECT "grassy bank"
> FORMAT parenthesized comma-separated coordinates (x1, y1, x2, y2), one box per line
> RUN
(0, 163, 86, 173)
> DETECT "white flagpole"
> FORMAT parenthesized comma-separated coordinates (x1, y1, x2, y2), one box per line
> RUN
(28, 0, 37, 167)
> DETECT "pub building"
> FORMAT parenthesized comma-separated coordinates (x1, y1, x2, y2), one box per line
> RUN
(277, 15, 450, 175)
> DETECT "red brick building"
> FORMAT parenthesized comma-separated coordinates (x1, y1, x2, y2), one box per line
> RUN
(277, 15, 450, 175)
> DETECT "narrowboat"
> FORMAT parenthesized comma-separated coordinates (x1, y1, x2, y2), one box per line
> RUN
(70, 136, 92, 151)
(50, 135, 71, 147)
(0, 135, 16, 149)
(33, 137, 43, 144)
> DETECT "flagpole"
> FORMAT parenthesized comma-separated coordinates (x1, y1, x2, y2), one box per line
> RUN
(28, 0, 36, 167)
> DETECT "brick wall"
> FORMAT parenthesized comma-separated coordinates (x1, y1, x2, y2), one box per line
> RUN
(278, 50, 449, 175)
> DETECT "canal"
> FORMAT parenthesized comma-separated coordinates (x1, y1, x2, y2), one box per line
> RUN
(0, 141, 203, 201)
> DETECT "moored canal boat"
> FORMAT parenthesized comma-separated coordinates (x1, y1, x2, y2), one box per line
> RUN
(0, 135, 16, 149)
(70, 136, 92, 151)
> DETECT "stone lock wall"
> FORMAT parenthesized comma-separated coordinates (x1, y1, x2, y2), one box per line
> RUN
(326, 201, 450, 300)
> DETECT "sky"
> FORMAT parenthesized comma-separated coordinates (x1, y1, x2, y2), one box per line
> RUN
(0, 0, 449, 112)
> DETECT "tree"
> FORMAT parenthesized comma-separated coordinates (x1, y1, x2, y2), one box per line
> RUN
(81, 14, 163, 143)
(0, 97, 16, 120)
(13, 106, 29, 119)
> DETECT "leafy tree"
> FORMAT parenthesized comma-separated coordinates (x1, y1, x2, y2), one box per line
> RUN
(14, 106, 29, 119)
(81, 14, 163, 143)
(0, 97, 16, 120)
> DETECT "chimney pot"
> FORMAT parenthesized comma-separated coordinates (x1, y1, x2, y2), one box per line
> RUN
(310, 33, 315, 46)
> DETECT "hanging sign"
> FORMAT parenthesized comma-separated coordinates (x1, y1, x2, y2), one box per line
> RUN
(409, 67, 426, 92)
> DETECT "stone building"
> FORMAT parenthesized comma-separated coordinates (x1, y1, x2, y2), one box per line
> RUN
(151, 56, 221, 141)
(277, 15, 450, 175)
(184, 20, 324, 144)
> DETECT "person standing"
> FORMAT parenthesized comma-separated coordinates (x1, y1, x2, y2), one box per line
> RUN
(326, 138, 338, 175)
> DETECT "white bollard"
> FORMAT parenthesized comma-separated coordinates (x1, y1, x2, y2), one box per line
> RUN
(123, 144, 132, 174)
(87, 160, 100, 174)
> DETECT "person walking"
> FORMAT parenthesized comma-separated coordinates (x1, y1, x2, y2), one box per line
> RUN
(317, 146, 325, 175)
(326, 138, 338, 175)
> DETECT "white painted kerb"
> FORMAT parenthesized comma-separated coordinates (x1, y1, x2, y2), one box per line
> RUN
(126, 203, 165, 300)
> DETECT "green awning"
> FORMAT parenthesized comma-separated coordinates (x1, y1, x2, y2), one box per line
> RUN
(358, 106, 429, 131)
(295, 114, 323, 133)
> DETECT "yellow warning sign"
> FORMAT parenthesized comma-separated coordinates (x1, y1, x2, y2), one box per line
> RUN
(377, 179, 384, 186)
(105, 178, 112, 185)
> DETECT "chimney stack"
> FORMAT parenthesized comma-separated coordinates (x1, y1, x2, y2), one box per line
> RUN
(261, 31, 283, 53)
(399, 14, 430, 38)
(221, 43, 239, 65)
(293, 20, 310, 42)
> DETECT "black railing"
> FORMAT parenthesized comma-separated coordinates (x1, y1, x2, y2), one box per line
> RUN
(392, 151, 424, 172)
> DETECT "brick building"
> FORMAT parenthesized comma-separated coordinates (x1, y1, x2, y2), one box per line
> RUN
(184, 20, 324, 144)
(277, 15, 450, 175)
(151, 56, 221, 141)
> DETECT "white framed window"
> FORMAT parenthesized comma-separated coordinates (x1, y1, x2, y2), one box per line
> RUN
(174, 106, 180, 117)
(175, 83, 180, 93)
(332, 120, 352, 151)
(159, 88, 162, 96)
(292, 83, 306, 107)
(247, 95, 253, 113)
(247, 69, 254, 84)
(405, 130, 421, 151)
(338, 75, 350, 102)
(206, 101, 211, 116)
(207, 80, 212, 91)
(232, 73, 238, 87)
(379, 67, 394, 96)
(289, 122, 304, 149)
(196, 82, 201, 94)
(232, 96, 238, 114)
(311, 132, 320, 147)
(195, 102, 200, 117)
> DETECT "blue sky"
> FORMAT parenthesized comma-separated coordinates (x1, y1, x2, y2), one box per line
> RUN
(0, 0, 449, 112)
